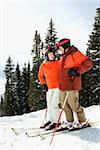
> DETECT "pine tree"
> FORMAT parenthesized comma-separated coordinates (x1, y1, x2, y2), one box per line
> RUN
(28, 73, 45, 112)
(25, 62, 31, 111)
(45, 18, 58, 50)
(29, 66, 46, 111)
(28, 31, 46, 111)
(31, 30, 42, 61)
(20, 63, 30, 114)
(28, 74, 37, 111)
(4, 56, 14, 81)
(3, 56, 17, 116)
(14, 63, 23, 115)
(26, 62, 31, 90)
(0, 96, 4, 116)
(80, 8, 100, 107)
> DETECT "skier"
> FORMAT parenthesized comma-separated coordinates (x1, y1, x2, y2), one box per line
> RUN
(38, 47, 60, 130)
(56, 38, 93, 128)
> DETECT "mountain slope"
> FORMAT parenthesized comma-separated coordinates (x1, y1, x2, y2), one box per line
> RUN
(0, 105, 100, 150)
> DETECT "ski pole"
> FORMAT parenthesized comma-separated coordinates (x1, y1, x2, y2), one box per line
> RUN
(50, 92, 70, 145)
(50, 77, 74, 145)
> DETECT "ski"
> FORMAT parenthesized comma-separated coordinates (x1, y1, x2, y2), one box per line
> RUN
(26, 125, 88, 139)
(26, 121, 100, 139)
(26, 126, 69, 138)
(44, 121, 100, 140)
(11, 127, 19, 136)
(68, 123, 91, 132)
(12, 120, 100, 138)
(37, 123, 92, 140)
(26, 128, 54, 137)
(11, 127, 45, 136)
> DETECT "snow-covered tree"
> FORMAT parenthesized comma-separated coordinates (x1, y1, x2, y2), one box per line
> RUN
(3, 56, 17, 116)
(80, 8, 100, 107)
(28, 30, 46, 111)
(45, 18, 58, 50)
(4, 56, 15, 81)
(31, 30, 43, 61)
(20, 63, 30, 113)
(13, 63, 23, 115)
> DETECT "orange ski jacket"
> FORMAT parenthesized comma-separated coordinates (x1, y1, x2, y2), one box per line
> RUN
(38, 60, 60, 89)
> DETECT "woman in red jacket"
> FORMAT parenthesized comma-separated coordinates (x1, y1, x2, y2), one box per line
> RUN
(56, 38, 93, 128)
(38, 47, 60, 130)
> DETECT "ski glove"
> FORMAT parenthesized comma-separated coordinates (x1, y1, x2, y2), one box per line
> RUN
(43, 84, 48, 92)
(58, 103, 61, 109)
(68, 68, 80, 77)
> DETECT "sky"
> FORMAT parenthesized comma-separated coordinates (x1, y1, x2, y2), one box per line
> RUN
(0, 0, 99, 93)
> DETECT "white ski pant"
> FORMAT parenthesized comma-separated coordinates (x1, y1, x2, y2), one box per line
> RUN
(46, 88, 60, 123)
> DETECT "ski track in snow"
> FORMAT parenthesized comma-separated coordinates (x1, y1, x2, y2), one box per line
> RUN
(0, 105, 100, 150)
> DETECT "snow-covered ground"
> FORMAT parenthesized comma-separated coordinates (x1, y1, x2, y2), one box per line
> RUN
(0, 105, 100, 150)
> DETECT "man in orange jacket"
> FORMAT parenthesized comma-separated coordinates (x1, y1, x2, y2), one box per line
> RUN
(38, 47, 60, 130)
(56, 38, 93, 128)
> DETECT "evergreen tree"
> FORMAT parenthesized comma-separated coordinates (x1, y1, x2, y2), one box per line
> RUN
(26, 62, 31, 90)
(3, 80, 16, 115)
(3, 56, 17, 116)
(28, 74, 37, 111)
(20, 63, 30, 113)
(45, 18, 58, 50)
(28, 31, 46, 111)
(25, 62, 31, 111)
(0, 96, 3, 106)
(2, 57, 31, 116)
(0, 96, 4, 116)
(29, 58, 46, 111)
(14, 63, 23, 115)
(30, 64, 46, 111)
(31, 30, 42, 60)
(4, 56, 14, 81)
(80, 8, 100, 107)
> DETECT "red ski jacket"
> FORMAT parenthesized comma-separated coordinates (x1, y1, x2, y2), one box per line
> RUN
(59, 46, 93, 90)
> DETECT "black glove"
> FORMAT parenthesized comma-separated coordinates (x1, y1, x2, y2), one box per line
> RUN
(58, 103, 61, 109)
(43, 84, 48, 91)
(68, 68, 79, 77)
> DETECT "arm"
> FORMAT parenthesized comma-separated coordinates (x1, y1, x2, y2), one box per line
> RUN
(68, 51, 93, 76)
(38, 64, 46, 85)
(77, 57, 93, 75)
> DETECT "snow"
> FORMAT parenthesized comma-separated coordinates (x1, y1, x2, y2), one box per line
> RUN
(0, 105, 100, 150)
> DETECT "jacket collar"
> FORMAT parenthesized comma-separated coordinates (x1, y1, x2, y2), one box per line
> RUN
(64, 46, 78, 57)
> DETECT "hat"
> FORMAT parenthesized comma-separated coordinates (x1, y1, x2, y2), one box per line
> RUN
(56, 39, 70, 48)
(45, 47, 55, 61)
(45, 47, 55, 56)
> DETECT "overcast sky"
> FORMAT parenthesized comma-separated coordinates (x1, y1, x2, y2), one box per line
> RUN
(0, 0, 99, 94)
(0, 0, 99, 68)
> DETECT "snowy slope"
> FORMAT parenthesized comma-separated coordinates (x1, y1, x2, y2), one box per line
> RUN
(0, 105, 100, 150)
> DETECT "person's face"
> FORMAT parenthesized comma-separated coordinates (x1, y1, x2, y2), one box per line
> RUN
(58, 46, 64, 54)
(48, 52, 55, 60)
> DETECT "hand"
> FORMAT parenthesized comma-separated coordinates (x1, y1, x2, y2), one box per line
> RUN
(43, 84, 48, 91)
(58, 103, 61, 109)
(68, 68, 79, 77)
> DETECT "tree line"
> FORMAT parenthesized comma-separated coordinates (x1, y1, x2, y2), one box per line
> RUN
(0, 8, 100, 116)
